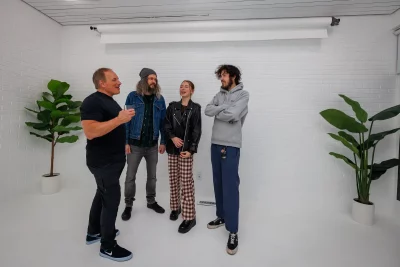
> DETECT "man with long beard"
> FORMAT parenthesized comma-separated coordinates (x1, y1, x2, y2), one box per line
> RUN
(121, 68, 167, 221)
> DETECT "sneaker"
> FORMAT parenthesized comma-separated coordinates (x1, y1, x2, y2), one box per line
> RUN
(121, 207, 132, 221)
(207, 218, 225, 229)
(147, 202, 165, 214)
(86, 229, 120, 245)
(99, 242, 133, 262)
(178, 219, 196, 234)
(170, 208, 181, 221)
(226, 233, 238, 255)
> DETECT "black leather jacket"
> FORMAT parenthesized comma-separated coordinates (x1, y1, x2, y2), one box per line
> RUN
(164, 100, 202, 155)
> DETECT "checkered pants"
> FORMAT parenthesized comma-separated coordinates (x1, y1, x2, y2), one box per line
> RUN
(168, 154, 196, 220)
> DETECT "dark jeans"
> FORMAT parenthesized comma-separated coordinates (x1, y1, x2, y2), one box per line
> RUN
(124, 145, 158, 206)
(87, 161, 125, 250)
(211, 144, 240, 233)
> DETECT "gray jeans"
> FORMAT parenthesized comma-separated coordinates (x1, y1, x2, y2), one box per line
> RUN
(124, 144, 158, 206)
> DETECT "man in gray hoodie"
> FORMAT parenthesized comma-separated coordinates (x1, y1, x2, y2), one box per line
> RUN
(204, 64, 249, 255)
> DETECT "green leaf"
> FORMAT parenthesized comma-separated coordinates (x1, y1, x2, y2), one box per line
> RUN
(37, 100, 55, 111)
(361, 128, 400, 151)
(58, 105, 69, 111)
(338, 131, 359, 147)
(25, 107, 38, 114)
(55, 83, 70, 99)
(47, 80, 70, 100)
(369, 159, 400, 180)
(329, 152, 358, 170)
(29, 132, 53, 142)
(320, 109, 368, 133)
(43, 92, 53, 100)
(37, 110, 51, 124)
(50, 110, 70, 119)
(339, 94, 368, 123)
(328, 133, 360, 157)
(47, 80, 62, 94)
(60, 115, 80, 126)
(68, 101, 82, 109)
(25, 122, 50, 131)
(369, 105, 400, 121)
(63, 95, 73, 100)
(42, 95, 52, 102)
(57, 135, 79, 143)
(54, 98, 70, 106)
(53, 126, 82, 132)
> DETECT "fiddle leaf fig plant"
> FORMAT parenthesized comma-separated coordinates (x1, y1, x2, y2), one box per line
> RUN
(25, 79, 82, 176)
(320, 94, 400, 204)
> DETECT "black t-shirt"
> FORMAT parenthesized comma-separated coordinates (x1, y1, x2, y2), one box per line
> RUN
(80, 91, 126, 167)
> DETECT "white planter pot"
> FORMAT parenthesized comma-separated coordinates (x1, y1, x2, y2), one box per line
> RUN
(351, 199, 375, 226)
(41, 173, 61, 195)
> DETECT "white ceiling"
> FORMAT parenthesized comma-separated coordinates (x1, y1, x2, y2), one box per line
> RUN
(21, 0, 400, 26)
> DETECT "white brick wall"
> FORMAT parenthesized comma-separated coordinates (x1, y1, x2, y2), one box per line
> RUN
(61, 15, 400, 218)
(0, 0, 62, 201)
(1, 0, 399, 220)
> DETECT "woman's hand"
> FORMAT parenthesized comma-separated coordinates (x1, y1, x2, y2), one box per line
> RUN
(180, 151, 192, 158)
(172, 137, 183, 148)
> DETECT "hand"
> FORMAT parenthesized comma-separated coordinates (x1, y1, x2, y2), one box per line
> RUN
(125, 144, 131, 154)
(172, 137, 183, 148)
(180, 151, 192, 158)
(159, 144, 166, 154)
(117, 109, 135, 124)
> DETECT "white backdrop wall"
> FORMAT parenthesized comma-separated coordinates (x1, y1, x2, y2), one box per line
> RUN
(60, 14, 400, 219)
(0, 0, 400, 221)
(0, 0, 62, 201)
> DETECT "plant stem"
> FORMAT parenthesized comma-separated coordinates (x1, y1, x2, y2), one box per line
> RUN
(354, 153, 360, 198)
(367, 145, 377, 194)
(50, 134, 54, 176)
(364, 121, 374, 203)
(358, 133, 364, 202)
(361, 132, 368, 203)
(50, 118, 55, 176)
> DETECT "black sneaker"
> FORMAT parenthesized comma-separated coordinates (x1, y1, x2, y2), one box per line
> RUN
(170, 208, 181, 221)
(226, 233, 238, 255)
(207, 218, 225, 229)
(121, 207, 132, 221)
(147, 202, 165, 214)
(99, 242, 133, 262)
(178, 219, 196, 234)
(86, 229, 120, 245)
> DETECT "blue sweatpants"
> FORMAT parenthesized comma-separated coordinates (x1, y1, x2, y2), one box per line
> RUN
(211, 144, 240, 233)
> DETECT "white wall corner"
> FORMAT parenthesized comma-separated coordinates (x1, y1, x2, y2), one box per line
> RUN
(94, 17, 337, 44)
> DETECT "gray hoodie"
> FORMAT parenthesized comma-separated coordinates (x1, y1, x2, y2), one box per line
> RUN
(204, 83, 249, 148)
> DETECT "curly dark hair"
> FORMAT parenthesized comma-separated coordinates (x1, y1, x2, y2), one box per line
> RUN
(215, 64, 241, 85)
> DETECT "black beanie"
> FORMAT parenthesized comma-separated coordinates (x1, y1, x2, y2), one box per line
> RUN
(139, 68, 157, 79)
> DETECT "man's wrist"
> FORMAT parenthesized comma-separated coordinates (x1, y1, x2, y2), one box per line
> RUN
(114, 117, 123, 126)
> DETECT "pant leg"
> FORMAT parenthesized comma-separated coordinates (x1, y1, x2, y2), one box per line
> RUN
(211, 144, 224, 219)
(124, 145, 144, 207)
(168, 154, 180, 211)
(87, 188, 102, 235)
(144, 145, 158, 204)
(221, 146, 240, 233)
(88, 161, 125, 249)
(180, 156, 195, 220)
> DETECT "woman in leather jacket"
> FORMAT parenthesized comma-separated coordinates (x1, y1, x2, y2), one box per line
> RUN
(164, 80, 202, 234)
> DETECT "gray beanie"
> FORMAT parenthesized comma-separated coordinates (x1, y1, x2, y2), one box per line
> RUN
(139, 68, 157, 79)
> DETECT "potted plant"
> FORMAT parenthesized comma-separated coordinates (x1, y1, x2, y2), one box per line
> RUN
(25, 79, 82, 195)
(320, 94, 400, 225)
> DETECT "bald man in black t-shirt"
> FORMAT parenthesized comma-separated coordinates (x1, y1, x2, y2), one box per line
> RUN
(80, 68, 134, 262)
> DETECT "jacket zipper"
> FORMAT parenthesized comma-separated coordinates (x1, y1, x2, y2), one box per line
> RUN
(181, 109, 192, 153)
(173, 114, 181, 126)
